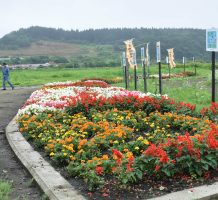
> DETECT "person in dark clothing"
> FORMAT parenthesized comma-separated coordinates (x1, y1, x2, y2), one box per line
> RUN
(2, 63, 14, 90)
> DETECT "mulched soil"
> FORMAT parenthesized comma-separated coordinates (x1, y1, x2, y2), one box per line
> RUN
(0, 87, 44, 200)
(60, 168, 218, 200)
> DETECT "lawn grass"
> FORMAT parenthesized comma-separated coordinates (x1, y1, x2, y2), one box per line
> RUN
(1, 64, 217, 109)
(0, 180, 11, 200)
(9, 67, 122, 86)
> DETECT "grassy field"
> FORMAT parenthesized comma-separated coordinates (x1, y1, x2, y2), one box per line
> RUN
(0, 180, 11, 200)
(1, 64, 217, 109)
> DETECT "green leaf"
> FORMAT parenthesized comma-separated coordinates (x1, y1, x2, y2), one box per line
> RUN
(194, 166, 202, 176)
(162, 168, 171, 177)
(135, 170, 143, 180)
(202, 164, 209, 171)
(205, 155, 215, 161)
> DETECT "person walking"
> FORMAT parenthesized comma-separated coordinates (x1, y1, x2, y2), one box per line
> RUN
(2, 63, 14, 90)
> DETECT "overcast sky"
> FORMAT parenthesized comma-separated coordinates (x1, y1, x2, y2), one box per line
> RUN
(0, 0, 218, 38)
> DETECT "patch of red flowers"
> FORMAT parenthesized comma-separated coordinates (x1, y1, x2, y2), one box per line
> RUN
(144, 144, 169, 164)
(112, 149, 123, 165)
(95, 166, 104, 175)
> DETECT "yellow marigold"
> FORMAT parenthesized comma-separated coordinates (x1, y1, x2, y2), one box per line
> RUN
(78, 139, 87, 149)
(65, 137, 73, 143)
(50, 152, 54, 156)
(137, 136, 144, 141)
(70, 156, 76, 161)
(93, 157, 99, 161)
(102, 155, 109, 160)
(123, 148, 129, 152)
(150, 123, 155, 128)
(143, 139, 149, 145)
(67, 146, 74, 152)
(126, 151, 133, 158)
(47, 144, 54, 149)
(135, 147, 140, 150)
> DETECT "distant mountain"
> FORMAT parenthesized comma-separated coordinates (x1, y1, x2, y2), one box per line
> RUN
(0, 26, 210, 61)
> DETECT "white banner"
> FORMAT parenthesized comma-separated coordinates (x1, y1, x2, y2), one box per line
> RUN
(166, 56, 169, 64)
(141, 47, 145, 61)
(122, 52, 126, 66)
(146, 43, 150, 66)
(156, 41, 161, 63)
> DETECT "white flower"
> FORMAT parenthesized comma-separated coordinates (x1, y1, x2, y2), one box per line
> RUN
(17, 81, 167, 116)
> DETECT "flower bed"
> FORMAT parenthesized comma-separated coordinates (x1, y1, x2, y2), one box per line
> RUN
(17, 80, 218, 193)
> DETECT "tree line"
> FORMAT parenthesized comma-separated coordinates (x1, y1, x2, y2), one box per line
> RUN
(0, 26, 211, 61)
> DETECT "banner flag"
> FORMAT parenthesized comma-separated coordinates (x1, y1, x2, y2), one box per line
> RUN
(156, 41, 161, 63)
(122, 52, 126, 66)
(166, 56, 169, 64)
(146, 43, 150, 66)
(141, 47, 145, 62)
(124, 39, 136, 69)
(167, 48, 176, 68)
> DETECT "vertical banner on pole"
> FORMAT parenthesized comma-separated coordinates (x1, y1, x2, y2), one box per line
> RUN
(206, 28, 218, 102)
(156, 41, 162, 94)
(141, 47, 145, 63)
(124, 39, 136, 69)
(167, 48, 176, 69)
(141, 47, 147, 92)
(183, 57, 186, 72)
(156, 41, 161, 63)
(122, 52, 126, 66)
(166, 56, 169, 64)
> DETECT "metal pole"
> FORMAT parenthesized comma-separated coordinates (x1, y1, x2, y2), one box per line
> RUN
(142, 60, 147, 92)
(134, 65, 137, 90)
(126, 64, 129, 89)
(212, 51, 216, 102)
(159, 62, 162, 94)
(124, 65, 128, 89)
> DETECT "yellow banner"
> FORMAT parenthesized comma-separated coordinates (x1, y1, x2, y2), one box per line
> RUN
(167, 48, 176, 68)
(124, 39, 136, 69)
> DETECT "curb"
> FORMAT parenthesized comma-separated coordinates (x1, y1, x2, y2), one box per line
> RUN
(5, 117, 86, 200)
(149, 183, 218, 200)
(5, 117, 218, 200)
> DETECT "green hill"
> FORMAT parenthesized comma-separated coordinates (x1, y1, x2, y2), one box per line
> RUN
(0, 26, 211, 65)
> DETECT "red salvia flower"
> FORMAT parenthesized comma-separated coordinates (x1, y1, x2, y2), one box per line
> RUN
(95, 166, 104, 175)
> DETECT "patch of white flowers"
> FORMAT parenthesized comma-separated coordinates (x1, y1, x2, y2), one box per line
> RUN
(17, 81, 167, 116)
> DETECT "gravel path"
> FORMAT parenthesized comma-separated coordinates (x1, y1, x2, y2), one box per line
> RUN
(0, 87, 44, 200)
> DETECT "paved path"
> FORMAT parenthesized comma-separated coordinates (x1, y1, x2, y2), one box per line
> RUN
(0, 87, 43, 200)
